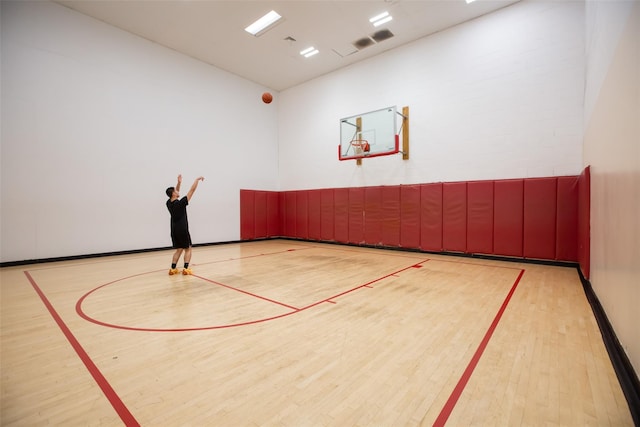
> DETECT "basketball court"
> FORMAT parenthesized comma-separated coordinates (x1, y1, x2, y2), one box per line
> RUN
(1, 240, 632, 426)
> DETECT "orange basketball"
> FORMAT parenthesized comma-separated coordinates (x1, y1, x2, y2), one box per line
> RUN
(262, 92, 273, 104)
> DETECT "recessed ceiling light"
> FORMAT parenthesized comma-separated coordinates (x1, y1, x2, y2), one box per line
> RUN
(373, 16, 393, 27)
(369, 12, 389, 23)
(370, 11, 393, 27)
(300, 47, 319, 58)
(245, 10, 282, 36)
(466, 0, 477, 3)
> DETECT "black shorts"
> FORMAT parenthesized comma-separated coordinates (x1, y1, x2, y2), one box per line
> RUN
(171, 228, 192, 249)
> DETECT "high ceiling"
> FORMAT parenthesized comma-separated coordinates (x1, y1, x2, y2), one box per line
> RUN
(56, 0, 521, 91)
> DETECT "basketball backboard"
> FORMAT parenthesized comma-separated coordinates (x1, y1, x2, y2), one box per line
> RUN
(339, 106, 402, 161)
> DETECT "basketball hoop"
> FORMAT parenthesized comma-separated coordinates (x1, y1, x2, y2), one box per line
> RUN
(350, 139, 371, 156)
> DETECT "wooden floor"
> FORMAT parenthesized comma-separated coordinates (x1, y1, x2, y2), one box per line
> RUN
(0, 240, 633, 426)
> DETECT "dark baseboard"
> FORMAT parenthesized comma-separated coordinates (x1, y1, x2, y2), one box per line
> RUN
(577, 269, 640, 426)
(1, 237, 578, 270)
(0, 240, 243, 268)
(278, 236, 580, 268)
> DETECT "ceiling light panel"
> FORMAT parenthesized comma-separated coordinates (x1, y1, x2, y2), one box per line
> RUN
(370, 11, 392, 27)
(369, 12, 389, 23)
(373, 16, 393, 27)
(245, 10, 282, 36)
(300, 47, 319, 58)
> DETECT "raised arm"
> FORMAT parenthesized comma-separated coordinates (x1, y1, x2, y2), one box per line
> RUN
(186, 176, 205, 201)
(175, 174, 182, 193)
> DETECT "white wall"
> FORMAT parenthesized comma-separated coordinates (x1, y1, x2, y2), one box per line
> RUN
(1, 0, 587, 262)
(278, 1, 585, 190)
(1, 1, 279, 262)
(584, 0, 639, 376)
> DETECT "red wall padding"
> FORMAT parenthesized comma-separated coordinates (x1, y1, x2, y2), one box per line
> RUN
(240, 190, 255, 240)
(442, 182, 467, 252)
(523, 178, 557, 260)
(578, 167, 591, 278)
(296, 191, 308, 240)
(382, 186, 401, 247)
(308, 190, 321, 241)
(400, 185, 421, 249)
(284, 191, 296, 238)
(334, 188, 349, 243)
(279, 192, 287, 239)
(266, 191, 280, 237)
(420, 183, 443, 252)
(241, 189, 280, 239)
(556, 176, 579, 261)
(467, 181, 494, 254)
(494, 180, 523, 257)
(349, 187, 365, 244)
(240, 170, 586, 264)
(320, 189, 335, 241)
(364, 187, 382, 245)
(254, 191, 267, 238)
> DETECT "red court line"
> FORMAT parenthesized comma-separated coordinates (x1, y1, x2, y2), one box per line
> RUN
(432, 268, 526, 427)
(306, 243, 434, 261)
(300, 260, 430, 310)
(23, 271, 140, 427)
(425, 256, 523, 271)
(195, 246, 314, 267)
(76, 260, 430, 332)
(194, 275, 300, 310)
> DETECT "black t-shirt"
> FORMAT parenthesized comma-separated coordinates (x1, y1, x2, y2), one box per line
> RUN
(167, 196, 189, 233)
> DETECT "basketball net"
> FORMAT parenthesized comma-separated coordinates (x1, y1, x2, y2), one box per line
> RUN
(350, 139, 370, 156)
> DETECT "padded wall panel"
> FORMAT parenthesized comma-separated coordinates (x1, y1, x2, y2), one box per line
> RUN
(382, 186, 401, 247)
(556, 176, 579, 261)
(284, 191, 297, 238)
(320, 189, 335, 241)
(400, 185, 421, 249)
(467, 181, 494, 254)
(307, 190, 322, 241)
(334, 188, 349, 243)
(523, 178, 557, 259)
(578, 167, 591, 278)
(279, 192, 287, 238)
(442, 182, 467, 252)
(494, 180, 523, 257)
(348, 187, 365, 244)
(295, 191, 309, 239)
(240, 190, 255, 240)
(254, 191, 268, 238)
(420, 183, 443, 251)
(364, 187, 382, 245)
(266, 191, 280, 237)
(244, 172, 580, 263)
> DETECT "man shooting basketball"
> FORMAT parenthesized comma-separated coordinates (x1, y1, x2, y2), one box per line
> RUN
(166, 174, 205, 275)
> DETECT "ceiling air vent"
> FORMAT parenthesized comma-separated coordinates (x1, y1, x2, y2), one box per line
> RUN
(353, 37, 375, 50)
(370, 29, 394, 43)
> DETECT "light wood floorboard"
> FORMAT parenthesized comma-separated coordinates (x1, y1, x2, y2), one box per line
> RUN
(1, 240, 633, 426)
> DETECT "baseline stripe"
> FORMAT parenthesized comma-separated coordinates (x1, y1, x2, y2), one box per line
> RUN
(433, 268, 525, 427)
(24, 271, 139, 427)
